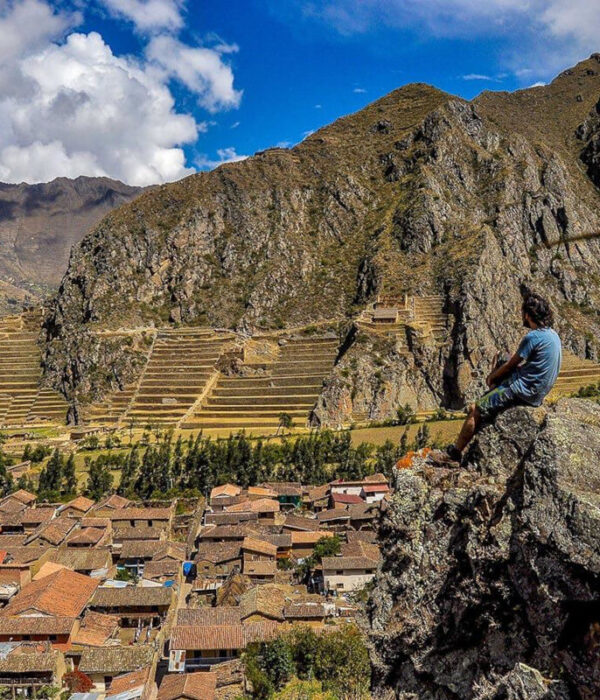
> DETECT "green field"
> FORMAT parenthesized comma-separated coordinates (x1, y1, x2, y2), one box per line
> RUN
(350, 419, 462, 447)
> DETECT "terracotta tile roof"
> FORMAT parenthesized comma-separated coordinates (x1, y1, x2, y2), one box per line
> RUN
(204, 512, 258, 526)
(247, 486, 277, 498)
(347, 503, 378, 520)
(80, 516, 112, 529)
(0, 643, 58, 673)
(239, 585, 284, 621)
(321, 556, 379, 571)
(283, 602, 326, 619)
(153, 541, 186, 562)
(107, 666, 151, 697)
(96, 494, 132, 510)
(158, 672, 217, 700)
(108, 507, 172, 522)
(0, 499, 27, 514)
(361, 484, 390, 493)
(0, 615, 76, 636)
(91, 585, 173, 609)
(64, 496, 95, 513)
(1, 545, 52, 565)
(306, 484, 329, 502)
(331, 493, 364, 505)
(316, 509, 350, 523)
(10, 490, 37, 504)
(142, 560, 178, 580)
(242, 537, 277, 558)
(113, 524, 166, 541)
(72, 610, 119, 646)
(210, 484, 242, 499)
(243, 560, 277, 577)
(177, 607, 242, 626)
(79, 644, 155, 674)
(282, 514, 320, 532)
(226, 498, 280, 514)
(32, 561, 68, 580)
(19, 507, 57, 525)
(340, 541, 381, 561)
(198, 525, 251, 541)
(1, 568, 98, 617)
(27, 517, 76, 545)
(120, 540, 163, 560)
(171, 623, 244, 651)
(195, 542, 241, 565)
(260, 482, 302, 497)
(49, 547, 111, 572)
(66, 526, 106, 546)
(346, 531, 377, 545)
(171, 622, 279, 651)
(0, 535, 27, 548)
(291, 530, 334, 545)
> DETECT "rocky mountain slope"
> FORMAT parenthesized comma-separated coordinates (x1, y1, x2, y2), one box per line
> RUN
(43, 55, 600, 418)
(369, 398, 600, 699)
(0, 176, 144, 313)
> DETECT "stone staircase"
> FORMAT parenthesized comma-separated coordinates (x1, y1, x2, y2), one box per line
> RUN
(0, 311, 68, 427)
(119, 329, 234, 427)
(180, 335, 338, 431)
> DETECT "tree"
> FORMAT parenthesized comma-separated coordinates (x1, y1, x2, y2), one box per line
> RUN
(63, 454, 77, 495)
(86, 457, 113, 500)
(278, 412, 294, 435)
(313, 535, 341, 563)
(400, 428, 409, 456)
(396, 403, 416, 425)
(262, 637, 294, 690)
(38, 448, 64, 498)
(63, 670, 93, 693)
(314, 625, 370, 699)
(414, 424, 431, 450)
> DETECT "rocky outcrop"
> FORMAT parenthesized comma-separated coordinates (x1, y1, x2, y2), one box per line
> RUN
(43, 56, 600, 416)
(369, 398, 600, 699)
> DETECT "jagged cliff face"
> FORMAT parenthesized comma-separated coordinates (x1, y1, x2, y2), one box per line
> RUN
(44, 56, 600, 414)
(368, 398, 600, 699)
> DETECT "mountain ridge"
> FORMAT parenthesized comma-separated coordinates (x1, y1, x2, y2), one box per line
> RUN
(0, 175, 146, 314)
(42, 55, 600, 422)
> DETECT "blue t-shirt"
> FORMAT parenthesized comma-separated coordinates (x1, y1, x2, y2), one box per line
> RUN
(508, 328, 562, 406)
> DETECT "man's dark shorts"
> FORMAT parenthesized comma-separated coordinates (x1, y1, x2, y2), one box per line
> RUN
(476, 381, 525, 422)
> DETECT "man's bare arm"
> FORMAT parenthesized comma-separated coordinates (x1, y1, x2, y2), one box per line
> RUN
(486, 352, 523, 388)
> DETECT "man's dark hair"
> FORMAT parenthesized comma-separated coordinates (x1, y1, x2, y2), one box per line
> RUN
(522, 293, 553, 327)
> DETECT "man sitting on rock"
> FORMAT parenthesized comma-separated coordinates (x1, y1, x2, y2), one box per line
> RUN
(445, 292, 562, 462)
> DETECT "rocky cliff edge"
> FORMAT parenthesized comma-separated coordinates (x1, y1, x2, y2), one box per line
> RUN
(369, 398, 600, 699)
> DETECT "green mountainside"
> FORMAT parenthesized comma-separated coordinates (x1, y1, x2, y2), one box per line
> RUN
(43, 55, 600, 420)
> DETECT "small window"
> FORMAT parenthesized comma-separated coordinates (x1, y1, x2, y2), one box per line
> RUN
(49, 635, 57, 641)
(336, 570, 343, 575)
(219, 649, 227, 657)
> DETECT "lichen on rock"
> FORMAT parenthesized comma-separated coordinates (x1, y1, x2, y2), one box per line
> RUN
(369, 398, 600, 699)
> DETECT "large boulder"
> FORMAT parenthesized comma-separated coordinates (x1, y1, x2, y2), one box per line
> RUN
(369, 398, 600, 699)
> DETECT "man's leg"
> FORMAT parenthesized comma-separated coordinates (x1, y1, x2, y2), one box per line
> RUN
(454, 403, 481, 453)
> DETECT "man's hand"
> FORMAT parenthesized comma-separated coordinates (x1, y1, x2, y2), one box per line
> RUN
(487, 352, 523, 389)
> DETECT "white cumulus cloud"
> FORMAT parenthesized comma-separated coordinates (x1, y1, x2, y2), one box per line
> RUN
(0, 0, 243, 186)
(100, 0, 183, 33)
(147, 35, 242, 113)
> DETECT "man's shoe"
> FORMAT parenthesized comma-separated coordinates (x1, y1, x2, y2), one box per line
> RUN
(445, 444, 462, 462)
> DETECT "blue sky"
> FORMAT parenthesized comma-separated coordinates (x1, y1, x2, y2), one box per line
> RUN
(0, 0, 597, 185)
